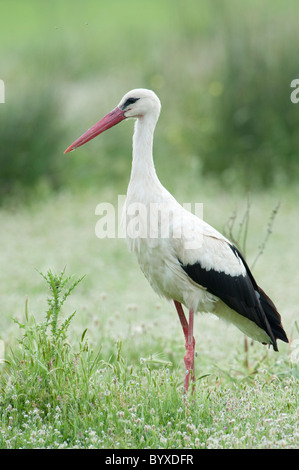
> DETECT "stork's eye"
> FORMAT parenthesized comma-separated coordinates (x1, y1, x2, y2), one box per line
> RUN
(123, 97, 139, 108)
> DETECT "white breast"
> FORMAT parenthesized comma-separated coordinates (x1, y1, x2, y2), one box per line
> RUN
(123, 187, 219, 312)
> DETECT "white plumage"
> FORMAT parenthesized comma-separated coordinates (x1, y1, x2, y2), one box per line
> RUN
(65, 88, 288, 393)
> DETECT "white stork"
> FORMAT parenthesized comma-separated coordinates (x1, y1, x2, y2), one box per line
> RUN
(65, 89, 288, 393)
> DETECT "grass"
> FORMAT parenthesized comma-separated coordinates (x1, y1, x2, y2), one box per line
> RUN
(0, 187, 298, 449)
(0, 268, 298, 449)
(0, 0, 299, 450)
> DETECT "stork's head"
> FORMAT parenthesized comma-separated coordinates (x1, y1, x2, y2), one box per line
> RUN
(64, 88, 161, 153)
(118, 88, 161, 120)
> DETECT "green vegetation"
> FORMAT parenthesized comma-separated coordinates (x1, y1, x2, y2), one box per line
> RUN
(0, 267, 298, 449)
(0, 0, 298, 449)
(1, 0, 299, 202)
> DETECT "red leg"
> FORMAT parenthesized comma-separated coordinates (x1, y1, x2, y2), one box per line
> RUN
(174, 300, 188, 339)
(174, 301, 196, 394)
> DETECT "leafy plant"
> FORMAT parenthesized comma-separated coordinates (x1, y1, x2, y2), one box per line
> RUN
(0, 269, 101, 413)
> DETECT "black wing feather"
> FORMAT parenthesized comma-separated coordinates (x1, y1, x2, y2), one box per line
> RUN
(179, 243, 288, 350)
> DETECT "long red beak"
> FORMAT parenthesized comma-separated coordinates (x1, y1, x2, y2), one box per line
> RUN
(64, 106, 126, 154)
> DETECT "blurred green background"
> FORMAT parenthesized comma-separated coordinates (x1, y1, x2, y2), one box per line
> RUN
(0, 0, 299, 202)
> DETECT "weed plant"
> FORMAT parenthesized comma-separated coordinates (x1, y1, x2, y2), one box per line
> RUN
(0, 270, 101, 437)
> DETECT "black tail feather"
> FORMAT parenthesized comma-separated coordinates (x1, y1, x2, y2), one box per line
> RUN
(258, 286, 289, 349)
(229, 245, 288, 350)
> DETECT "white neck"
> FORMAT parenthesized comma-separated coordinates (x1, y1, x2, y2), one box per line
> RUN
(129, 115, 159, 184)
